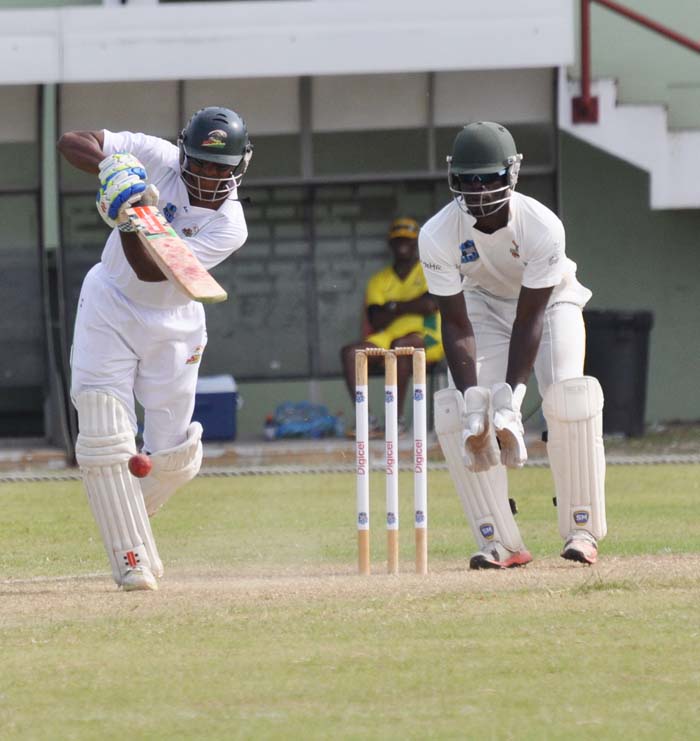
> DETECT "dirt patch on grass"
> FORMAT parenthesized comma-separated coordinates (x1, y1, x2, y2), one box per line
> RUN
(2, 554, 698, 626)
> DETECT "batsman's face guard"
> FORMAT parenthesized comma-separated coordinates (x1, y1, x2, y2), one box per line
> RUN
(178, 106, 253, 202)
(447, 121, 523, 218)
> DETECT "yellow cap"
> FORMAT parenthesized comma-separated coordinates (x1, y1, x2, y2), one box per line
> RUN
(388, 217, 420, 241)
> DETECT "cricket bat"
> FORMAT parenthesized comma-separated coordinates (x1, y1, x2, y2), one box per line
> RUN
(124, 205, 228, 304)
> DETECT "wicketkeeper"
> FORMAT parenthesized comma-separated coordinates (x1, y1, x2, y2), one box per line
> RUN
(58, 107, 253, 590)
(420, 121, 606, 569)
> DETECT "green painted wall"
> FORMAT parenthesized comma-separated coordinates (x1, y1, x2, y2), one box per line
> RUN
(559, 131, 700, 424)
(571, 0, 700, 129)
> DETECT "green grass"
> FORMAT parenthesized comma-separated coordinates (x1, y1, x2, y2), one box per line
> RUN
(1, 466, 699, 739)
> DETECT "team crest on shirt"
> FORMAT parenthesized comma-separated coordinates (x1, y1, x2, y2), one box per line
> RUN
(182, 225, 200, 237)
(185, 345, 204, 365)
(163, 203, 177, 223)
(510, 240, 520, 258)
(460, 240, 479, 263)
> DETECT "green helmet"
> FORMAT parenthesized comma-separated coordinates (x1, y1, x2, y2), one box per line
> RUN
(178, 106, 253, 200)
(179, 106, 252, 166)
(447, 122, 523, 217)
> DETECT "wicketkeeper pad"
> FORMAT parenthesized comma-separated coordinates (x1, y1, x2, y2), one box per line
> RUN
(542, 377, 607, 540)
(74, 390, 163, 584)
(140, 422, 203, 517)
(434, 388, 526, 552)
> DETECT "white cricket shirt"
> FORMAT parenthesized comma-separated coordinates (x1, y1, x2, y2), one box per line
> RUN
(99, 130, 248, 309)
(418, 192, 591, 306)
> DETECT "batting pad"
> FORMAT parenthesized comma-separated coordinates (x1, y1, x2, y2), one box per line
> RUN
(140, 422, 203, 517)
(74, 390, 163, 583)
(434, 389, 525, 552)
(542, 377, 607, 540)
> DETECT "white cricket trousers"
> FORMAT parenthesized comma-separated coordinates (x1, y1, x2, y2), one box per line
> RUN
(70, 265, 207, 453)
(463, 289, 587, 394)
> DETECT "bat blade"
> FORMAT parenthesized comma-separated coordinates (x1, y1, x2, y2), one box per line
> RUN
(125, 205, 228, 304)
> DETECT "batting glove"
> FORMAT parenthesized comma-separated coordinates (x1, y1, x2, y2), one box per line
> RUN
(96, 170, 147, 230)
(98, 152, 146, 187)
(492, 382, 528, 468)
(462, 386, 500, 473)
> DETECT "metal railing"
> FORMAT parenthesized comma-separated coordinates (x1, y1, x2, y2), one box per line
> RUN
(573, 0, 700, 123)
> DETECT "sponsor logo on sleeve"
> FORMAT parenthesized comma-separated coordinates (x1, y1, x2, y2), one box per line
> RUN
(163, 203, 177, 223)
(185, 345, 204, 365)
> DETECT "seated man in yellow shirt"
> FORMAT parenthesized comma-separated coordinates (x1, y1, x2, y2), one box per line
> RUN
(341, 217, 444, 431)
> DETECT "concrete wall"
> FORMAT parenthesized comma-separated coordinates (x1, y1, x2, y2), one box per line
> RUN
(232, 127, 700, 440)
(0, 0, 572, 84)
(1, 0, 698, 442)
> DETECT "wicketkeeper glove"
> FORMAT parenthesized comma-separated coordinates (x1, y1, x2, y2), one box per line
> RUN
(462, 386, 500, 473)
(492, 382, 528, 468)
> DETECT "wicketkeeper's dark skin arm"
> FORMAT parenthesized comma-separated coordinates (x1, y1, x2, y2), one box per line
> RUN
(435, 293, 479, 392)
(505, 285, 554, 387)
(57, 129, 166, 282)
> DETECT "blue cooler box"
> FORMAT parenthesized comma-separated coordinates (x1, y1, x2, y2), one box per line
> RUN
(192, 375, 238, 441)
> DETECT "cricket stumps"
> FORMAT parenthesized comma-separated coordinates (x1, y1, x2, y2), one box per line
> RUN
(355, 347, 428, 575)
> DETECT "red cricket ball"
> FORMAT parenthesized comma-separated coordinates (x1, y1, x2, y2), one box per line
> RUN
(128, 453, 152, 478)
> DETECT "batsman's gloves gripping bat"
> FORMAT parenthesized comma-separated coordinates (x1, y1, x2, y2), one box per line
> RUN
(98, 152, 146, 186)
(97, 177, 159, 232)
(96, 152, 154, 231)
(462, 386, 500, 473)
(492, 382, 528, 468)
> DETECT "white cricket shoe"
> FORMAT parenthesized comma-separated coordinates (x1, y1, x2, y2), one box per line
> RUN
(121, 566, 158, 591)
(469, 541, 533, 570)
(561, 531, 598, 565)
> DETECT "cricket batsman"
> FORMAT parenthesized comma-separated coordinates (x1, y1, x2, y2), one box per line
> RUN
(58, 107, 252, 590)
